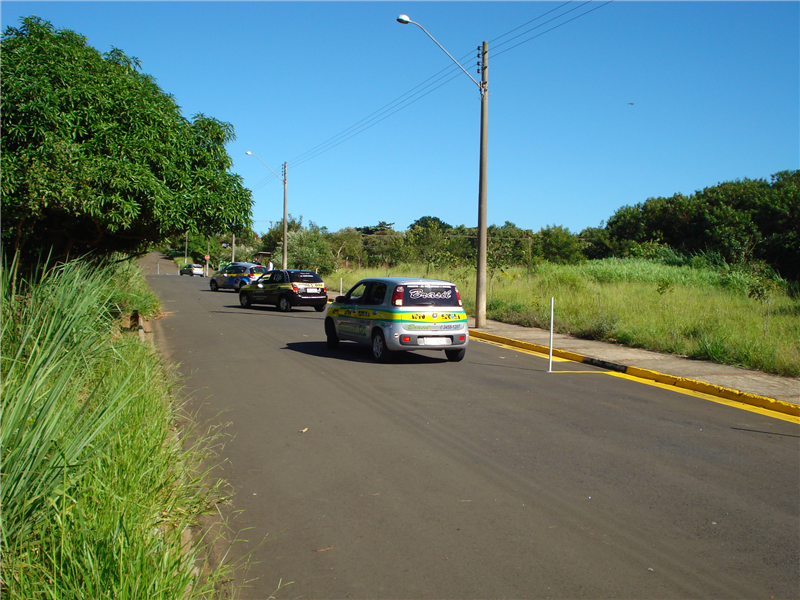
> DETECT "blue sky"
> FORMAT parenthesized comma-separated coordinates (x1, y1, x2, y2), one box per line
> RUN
(2, 1, 798, 235)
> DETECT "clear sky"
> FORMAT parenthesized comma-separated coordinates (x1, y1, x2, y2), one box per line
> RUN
(2, 1, 798, 236)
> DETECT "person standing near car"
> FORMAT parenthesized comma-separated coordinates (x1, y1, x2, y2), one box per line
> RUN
(267, 259, 274, 271)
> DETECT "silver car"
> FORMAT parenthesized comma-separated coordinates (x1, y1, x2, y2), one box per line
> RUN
(324, 277, 469, 362)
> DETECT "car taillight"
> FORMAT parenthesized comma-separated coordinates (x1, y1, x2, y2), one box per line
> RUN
(292, 284, 299, 293)
(455, 287, 463, 306)
(391, 286, 404, 306)
(401, 335, 411, 342)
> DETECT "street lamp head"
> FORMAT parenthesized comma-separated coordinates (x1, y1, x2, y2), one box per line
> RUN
(396, 14, 410, 24)
(246, 151, 252, 155)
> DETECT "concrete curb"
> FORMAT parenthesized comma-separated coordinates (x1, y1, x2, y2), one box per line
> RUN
(469, 330, 800, 419)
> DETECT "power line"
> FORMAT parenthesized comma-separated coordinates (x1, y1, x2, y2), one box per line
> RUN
(290, 69, 467, 169)
(488, 0, 576, 45)
(288, 51, 476, 169)
(494, 1, 614, 59)
(275, 1, 612, 173)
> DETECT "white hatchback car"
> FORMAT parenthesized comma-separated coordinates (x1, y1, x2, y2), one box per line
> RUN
(324, 277, 469, 362)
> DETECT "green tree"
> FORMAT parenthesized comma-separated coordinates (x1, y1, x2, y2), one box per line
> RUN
(358, 222, 404, 268)
(285, 223, 335, 275)
(325, 227, 365, 268)
(405, 221, 453, 276)
(538, 225, 585, 264)
(1, 17, 252, 265)
(258, 214, 304, 254)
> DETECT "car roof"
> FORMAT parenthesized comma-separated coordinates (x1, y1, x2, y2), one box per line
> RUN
(355, 277, 456, 286)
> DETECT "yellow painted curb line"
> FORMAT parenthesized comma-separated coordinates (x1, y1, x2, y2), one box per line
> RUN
(469, 329, 800, 419)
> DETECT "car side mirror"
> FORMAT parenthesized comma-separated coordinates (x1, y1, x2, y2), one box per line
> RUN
(335, 296, 346, 303)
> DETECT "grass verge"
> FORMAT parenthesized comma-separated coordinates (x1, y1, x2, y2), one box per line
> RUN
(329, 259, 800, 378)
(1, 256, 234, 598)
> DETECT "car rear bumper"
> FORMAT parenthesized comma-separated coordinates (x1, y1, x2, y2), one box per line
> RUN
(386, 330, 469, 351)
(289, 294, 328, 307)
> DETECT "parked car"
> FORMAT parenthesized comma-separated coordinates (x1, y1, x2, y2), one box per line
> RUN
(239, 269, 328, 312)
(209, 262, 268, 292)
(324, 277, 469, 362)
(180, 263, 204, 276)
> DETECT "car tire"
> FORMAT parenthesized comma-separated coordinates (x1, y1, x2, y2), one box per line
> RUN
(278, 295, 292, 312)
(314, 303, 326, 312)
(180, 272, 184, 276)
(235, 280, 245, 292)
(445, 348, 466, 362)
(325, 318, 339, 349)
(372, 330, 394, 363)
(239, 292, 251, 308)
(210, 280, 218, 291)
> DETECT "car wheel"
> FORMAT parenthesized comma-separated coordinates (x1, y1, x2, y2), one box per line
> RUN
(210, 280, 218, 291)
(314, 303, 326, 312)
(325, 318, 339, 349)
(180, 272, 184, 276)
(278, 295, 292, 312)
(239, 292, 251, 308)
(235, 280, 245, 292)
(372, 330, 394, 363)
(445, 348, 466, 362)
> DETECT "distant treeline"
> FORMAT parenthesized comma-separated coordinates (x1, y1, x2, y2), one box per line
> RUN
(581, 170, 799, 281)
(227, 170, 798, 282)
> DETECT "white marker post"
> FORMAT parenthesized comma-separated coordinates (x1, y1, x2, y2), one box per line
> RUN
(548, 297, 554, 373)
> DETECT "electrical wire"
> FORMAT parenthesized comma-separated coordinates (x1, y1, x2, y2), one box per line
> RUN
(288, 51, 477, 169)
(290, 69, 467, 169)
(488, 0, 576, 45)
(493, 1, 614, 59)
(274, 1, 612, 173)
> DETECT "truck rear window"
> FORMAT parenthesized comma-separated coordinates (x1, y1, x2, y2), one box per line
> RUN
(403, 284, 459, 307)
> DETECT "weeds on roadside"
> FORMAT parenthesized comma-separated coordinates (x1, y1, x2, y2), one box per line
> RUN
(1, 256, 236, 598)
(330, 258, 799, 377)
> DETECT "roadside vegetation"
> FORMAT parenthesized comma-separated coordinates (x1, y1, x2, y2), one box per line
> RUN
(0, 257, 233, 598)
(328, 257, 800, 378)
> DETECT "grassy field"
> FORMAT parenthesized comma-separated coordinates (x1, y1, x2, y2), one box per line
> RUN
(1, 258, 234, 598)
(328, 258, 800, 378)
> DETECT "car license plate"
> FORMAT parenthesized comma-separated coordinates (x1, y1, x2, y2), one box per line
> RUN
(305, 288, 318, 294)
(423, 337, 448, 346)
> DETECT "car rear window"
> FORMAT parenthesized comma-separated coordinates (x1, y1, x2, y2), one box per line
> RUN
(289, 271, 324, 284)
(250, 266, 268, 274)
(403, 284, 459, 307)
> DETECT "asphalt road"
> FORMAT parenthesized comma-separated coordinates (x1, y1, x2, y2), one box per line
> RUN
(146, 271, 799, 600)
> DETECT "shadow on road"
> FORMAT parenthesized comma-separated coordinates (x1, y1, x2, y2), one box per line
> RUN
(284, 341, 450, 365)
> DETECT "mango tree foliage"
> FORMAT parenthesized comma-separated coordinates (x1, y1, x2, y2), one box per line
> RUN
(1, 17, 252, 263)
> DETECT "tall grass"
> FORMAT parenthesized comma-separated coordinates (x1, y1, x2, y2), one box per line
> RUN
(329, 259, 800, 378)
(1, 257, 231, 598)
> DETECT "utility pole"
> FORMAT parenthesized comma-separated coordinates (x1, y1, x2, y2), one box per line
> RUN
(475, 41, 489, 328)
(184, 231, 188, 264)
(245, 151, 289, 269)
(282, 162, 288, 269)
(231, 232, 235, 263)
(396, 16, 489, 328)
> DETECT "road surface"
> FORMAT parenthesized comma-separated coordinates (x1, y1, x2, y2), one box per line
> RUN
(146, 269, 799, 599)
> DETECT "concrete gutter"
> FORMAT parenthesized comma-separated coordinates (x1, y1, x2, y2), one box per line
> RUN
(469, 329, 800, 419)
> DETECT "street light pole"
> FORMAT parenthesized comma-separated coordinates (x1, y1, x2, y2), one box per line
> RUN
(397, 15, 488, 328)
(476, 41, 488, 329)
(246, 151, 288, 269)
